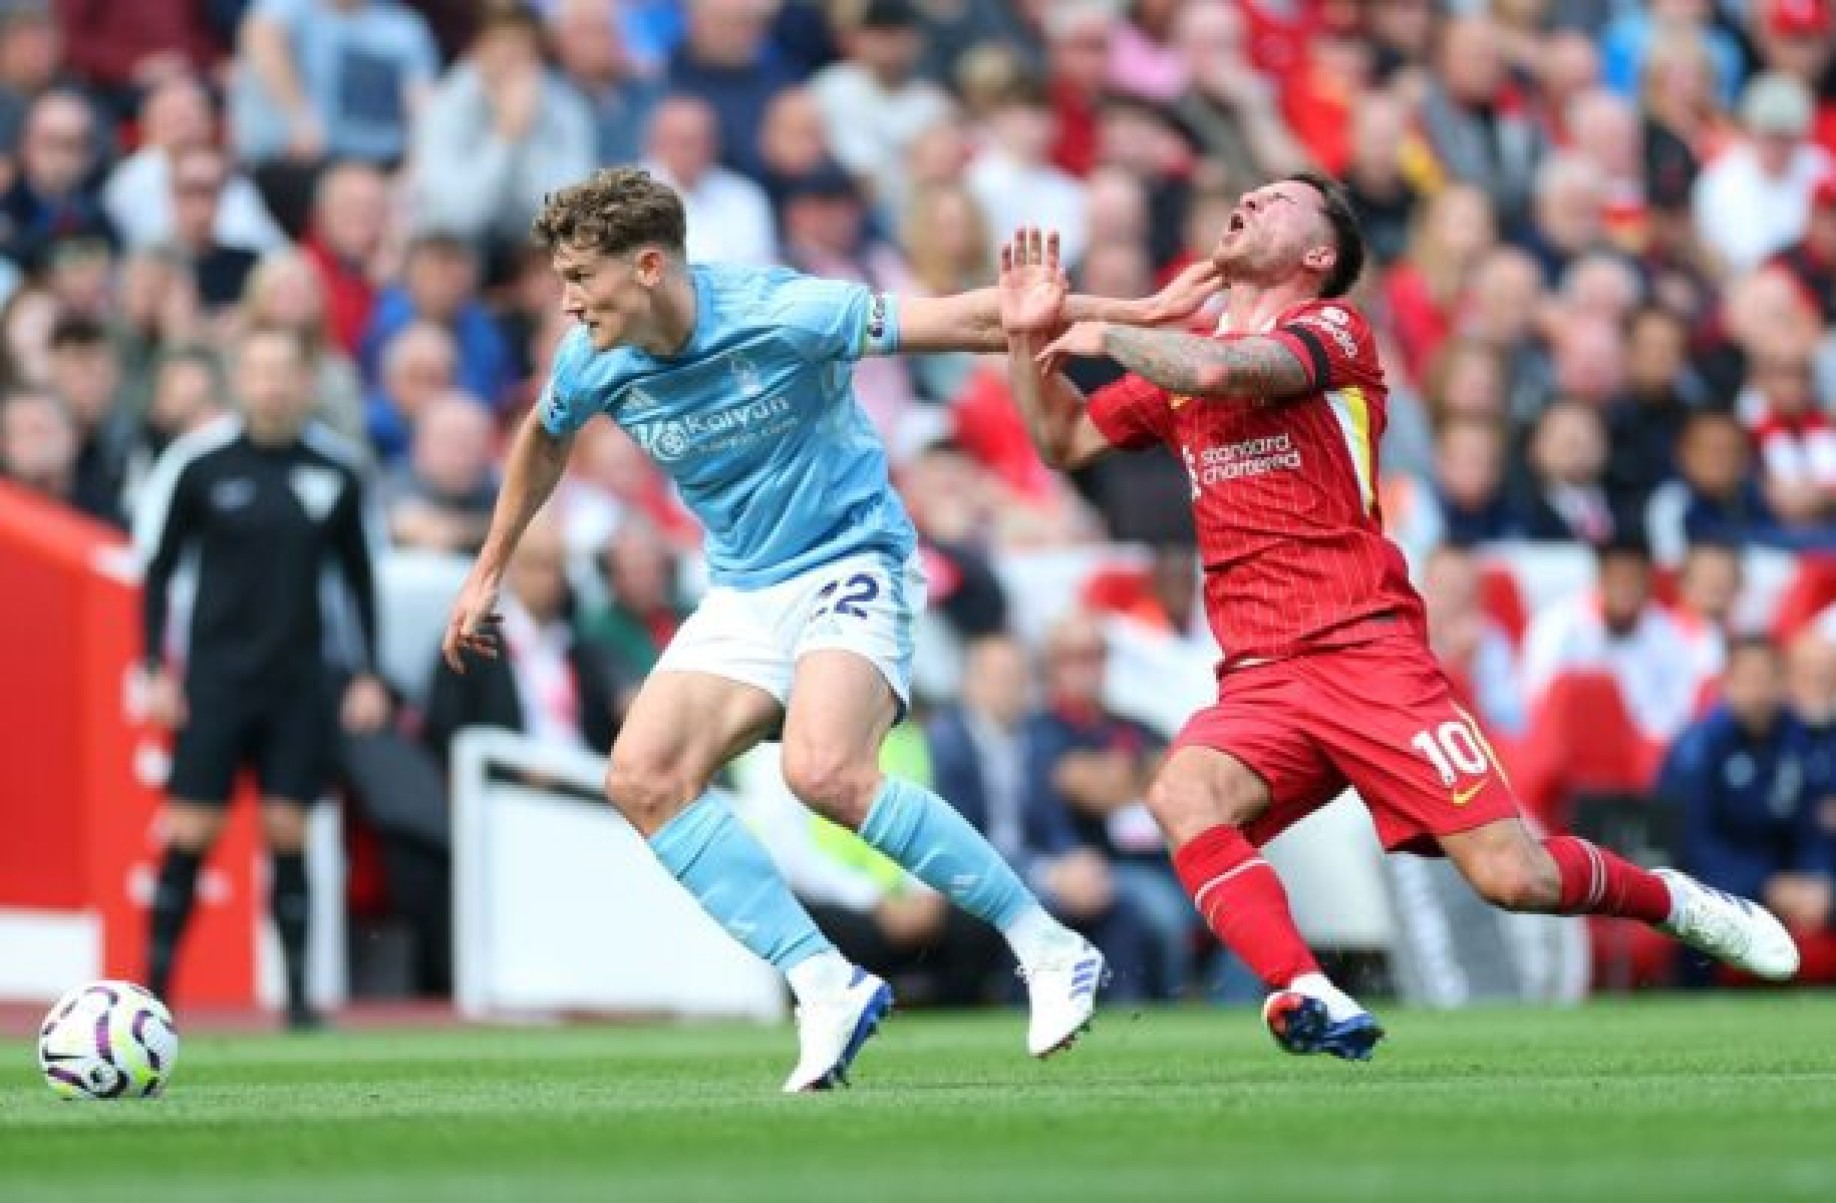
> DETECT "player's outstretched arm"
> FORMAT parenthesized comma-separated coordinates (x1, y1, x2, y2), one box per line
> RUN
(998, 228, 1116, 470)
(894, 252, 1223, 353)
(442, 408, 574, 672)
(1039, 322, 1312, 403)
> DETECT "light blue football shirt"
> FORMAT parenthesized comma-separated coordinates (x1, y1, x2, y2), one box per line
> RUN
(538, 263, 916, 589)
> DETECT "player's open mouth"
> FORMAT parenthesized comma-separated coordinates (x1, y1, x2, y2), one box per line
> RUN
(1229, 213, 1247, 233)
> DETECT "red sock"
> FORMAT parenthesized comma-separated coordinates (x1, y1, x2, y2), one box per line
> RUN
(1172, 824, 1320, 988)
(1542, 836, 1673, 924)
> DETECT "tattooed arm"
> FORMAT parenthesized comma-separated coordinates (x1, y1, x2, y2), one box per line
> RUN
(1040, 322, 1314, 403)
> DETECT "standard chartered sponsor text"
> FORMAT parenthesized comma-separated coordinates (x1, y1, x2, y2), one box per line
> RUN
(1197, 432, 1303, 483)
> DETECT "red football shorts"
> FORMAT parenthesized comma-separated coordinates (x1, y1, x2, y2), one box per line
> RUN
(1172, 632, 1523, 856)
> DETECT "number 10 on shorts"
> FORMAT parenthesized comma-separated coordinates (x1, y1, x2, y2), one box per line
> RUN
(1409, 719, 1490, 789)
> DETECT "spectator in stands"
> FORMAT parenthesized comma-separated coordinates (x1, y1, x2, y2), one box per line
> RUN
(1340, 88, 1421, 269)
(423, 510, 619, 767)
(1638, 24, 1726, 226)
(1091, 96, 1194, 267)
(44, 315, 129, 524)
(166, 146, 262, 314)
(230, 0, 439, 169)
(53, 0, 215, 118)
(664, 0, 796, 183)
(1741, 332, 1836, 529)
(967, 74, 1087, 267)
(103, 75, 286, 256)
(1659, 637, 1833, 980)
(240, 250, 367, 448)
(1023, 612, 1184, 1001)
(1385, 184, 1496, 386)
(121, 344, 227, 514)
(1523, 153, 1607, 284)
(1547, 318, 1631, 418)
(361, 233, 514, 410)
(1514, 400, 1618, 544)
(1670, 538, 1744, 711)
(1167, 0, 1310, 196)
(111, 246, 204, 411)
(898, 440, 1009, 640)
(579, 515, 690, 722)
(1523, 533, 1701, 744)
(1420, 14, 1545, 226)
(1693, 72, 1833, 275)
(1601, 0, 1740, 109)
(642, 95, 777, 266)
(808, 0, 951, 214)
(1604, 306, 1701, 517)
(1431, 417, 1519, 546)
(757, 86, 837, 209)
(0, 386, 116, 523)
(0, 89, 113, 269)
(1558, 253, 1643, 333)
(409, 2, 596, 251)
(547, 0, 660, 170)
(779, 165, 919, 448)
(0, 6, 70, 153)
(366, 319, 458, 464)
(1461, 246, 1554, 429)
(1646, 410, 1772, 565)
(381, 392, 497, 555)
(926, 632, 1147, 998)
(1567, 88, 1646, 215)
(1038, 0, 1113, 180)
(302, 163, 391, 358)
(899, 181, 990, 402)
(1773, 173, 1836, 323)
(1423, 542, 1526, 738)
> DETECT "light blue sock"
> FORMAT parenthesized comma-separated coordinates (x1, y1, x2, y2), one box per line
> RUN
(858, 778, 1035, 930)
(648, 795, 834, 973)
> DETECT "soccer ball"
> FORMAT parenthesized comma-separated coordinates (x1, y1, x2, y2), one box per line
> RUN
(37, 980, 179, 1100)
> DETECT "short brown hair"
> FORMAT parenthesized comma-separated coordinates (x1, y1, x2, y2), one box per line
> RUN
(1285, 170, 1366, 298)
(532, 167, 687, 258)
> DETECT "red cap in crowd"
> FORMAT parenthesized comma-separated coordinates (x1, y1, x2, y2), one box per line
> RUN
(1767, 0, 1833, 36)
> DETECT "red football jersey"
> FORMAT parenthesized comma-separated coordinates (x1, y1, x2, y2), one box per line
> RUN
(1087, 298, 1426, 668)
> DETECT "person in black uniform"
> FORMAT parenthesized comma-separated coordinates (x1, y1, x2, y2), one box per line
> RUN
(135, 324, 390, 1028)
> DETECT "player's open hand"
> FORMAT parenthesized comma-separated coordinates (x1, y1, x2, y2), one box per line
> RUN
(1037, 320, 1109, 363)
(1147, 258, 1224, 325)
(443, 574, 504, 673)
(998, 226, 1068, 337)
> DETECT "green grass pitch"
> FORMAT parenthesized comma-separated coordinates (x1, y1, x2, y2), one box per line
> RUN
(3, 997, 1835, 1202)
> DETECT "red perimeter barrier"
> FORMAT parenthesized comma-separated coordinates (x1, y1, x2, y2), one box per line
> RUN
(0, 482, 259, 1005)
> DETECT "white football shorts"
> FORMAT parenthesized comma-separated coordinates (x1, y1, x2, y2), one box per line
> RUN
(652, 549, 926, 709)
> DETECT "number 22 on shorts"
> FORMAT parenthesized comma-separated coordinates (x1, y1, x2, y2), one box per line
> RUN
(811, 572, 880, 621)
(1409, 717, 1493, 801)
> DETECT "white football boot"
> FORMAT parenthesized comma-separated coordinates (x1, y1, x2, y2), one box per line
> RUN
(1020, 937, 1108, 1058)
(781, 968, 894, 1093)
(1654, 869, 1801, 981)
(1262, 973, 1384, 1062)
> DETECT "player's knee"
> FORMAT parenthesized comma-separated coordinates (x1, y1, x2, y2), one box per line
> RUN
(1146, 762, 1264, 840)
(780, 743, 878, 828)
(604, 752, 700, 837)
(1465, 848, 1559, 913)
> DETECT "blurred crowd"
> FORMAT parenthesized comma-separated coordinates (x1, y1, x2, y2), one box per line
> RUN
(3, 0, 1836, 1001)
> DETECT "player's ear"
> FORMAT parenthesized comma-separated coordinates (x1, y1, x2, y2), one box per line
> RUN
(1303, 243, 1337, 275)
(633, 246, 667, 288)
